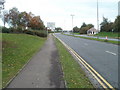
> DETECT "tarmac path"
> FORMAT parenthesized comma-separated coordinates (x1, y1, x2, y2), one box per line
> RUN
(7, 34, 65, 88)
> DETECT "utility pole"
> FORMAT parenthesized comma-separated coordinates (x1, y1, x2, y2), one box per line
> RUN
(71, 14, 74, 35)
(97, 0, 99, 32)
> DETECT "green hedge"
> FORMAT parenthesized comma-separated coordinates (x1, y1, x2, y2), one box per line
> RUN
(2, 27, 47, 37)
(23, 30, 47, 37)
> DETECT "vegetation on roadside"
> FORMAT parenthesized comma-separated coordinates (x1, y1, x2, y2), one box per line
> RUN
(72, 16, 120, 34)
(94, 32, 119, 39)
(63, 34, 119, 45)
(55, 37, 94, 88)
(2, 33, 46, 88)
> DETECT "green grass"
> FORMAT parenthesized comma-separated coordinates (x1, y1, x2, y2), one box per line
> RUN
(0, 33, 2, 89)
(55, 37, 94, 88)
(63, 34, 119, 45)
(73, 33, 80, 35)
(2, 33, 46, 88)
(94, 32, 120, 39)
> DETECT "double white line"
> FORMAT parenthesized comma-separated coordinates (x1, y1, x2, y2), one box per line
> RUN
(53, 34, 115, 89)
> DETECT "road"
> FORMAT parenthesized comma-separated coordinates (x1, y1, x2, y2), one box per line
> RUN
(54, 33, 119, 88)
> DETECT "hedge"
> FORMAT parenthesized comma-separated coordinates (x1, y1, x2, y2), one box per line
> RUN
(2, 27, 47, 37)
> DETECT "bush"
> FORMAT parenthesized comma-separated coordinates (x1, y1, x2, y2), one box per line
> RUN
(23, 30, 35, 35)
(23, 30, 47, 37)
(2, 27, 47, 37)
(34, 30, 47, 37)
(2, 27, 10, 33)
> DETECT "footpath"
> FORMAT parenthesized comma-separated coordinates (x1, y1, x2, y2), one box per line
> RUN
(6, 34, 65, 88)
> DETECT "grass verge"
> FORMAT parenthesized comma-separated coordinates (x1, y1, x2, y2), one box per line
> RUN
(2, 33, 46, 88)
(63, 34, 119, 45)
(94, 32, 119, 39)
(54, 37, 94, 88)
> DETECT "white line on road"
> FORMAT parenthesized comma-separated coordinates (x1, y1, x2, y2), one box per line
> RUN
(84, 43, 88, 46)
(105, 51, 117, 56)
(37, 78, 40, 80)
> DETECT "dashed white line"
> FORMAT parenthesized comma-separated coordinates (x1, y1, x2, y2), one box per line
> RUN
(84, 43, 88, 46)
(105, 51, 117, 56)
(37, 78, 40, 80)
(36, 85, 39, 88)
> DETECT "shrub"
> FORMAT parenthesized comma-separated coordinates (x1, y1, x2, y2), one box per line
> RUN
(34, 30, 47, 37)
(23, 30, 47, 37)
(2, 27, 10, 33)
(23, 30, 35, 35)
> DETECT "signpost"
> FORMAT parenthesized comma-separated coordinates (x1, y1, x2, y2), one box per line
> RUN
(47, 22, 55, 35)
(47, 22, 55, 30)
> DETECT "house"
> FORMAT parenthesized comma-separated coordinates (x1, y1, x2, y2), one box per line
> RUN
(87, 27, 99, 35)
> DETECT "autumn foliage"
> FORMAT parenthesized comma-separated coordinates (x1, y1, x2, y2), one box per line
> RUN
(3, 7, 45, 30)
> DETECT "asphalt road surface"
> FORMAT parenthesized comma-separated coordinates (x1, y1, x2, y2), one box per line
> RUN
(54, 33, 119, 88)
(7, 34, 65, 88)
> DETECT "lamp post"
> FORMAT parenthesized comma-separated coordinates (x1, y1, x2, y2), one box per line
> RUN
(97, 0, 99, 32)
(71, 14, 74, 35)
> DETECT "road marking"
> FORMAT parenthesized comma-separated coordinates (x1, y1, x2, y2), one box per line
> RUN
(53, 34, 115, 89)
(84, 43, 88, 46)
(106, 51, 117, 56)
(36, 85, 39, 88)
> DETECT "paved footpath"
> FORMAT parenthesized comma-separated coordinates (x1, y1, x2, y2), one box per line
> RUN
(7, 34, 65, 88)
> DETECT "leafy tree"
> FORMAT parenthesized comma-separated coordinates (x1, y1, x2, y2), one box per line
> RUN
(100, 17, 114, 32)
(87, 24, 94, 29)
(3, 7, 45, 30)
(29, 16, 45, 30)
(8, 7, 19, 28)
(55, 27, 62, 32)
(73, 26, 79, 33)
(113, 16, 120, 32)
(81, 22, 86, 28)
(79, 23, 94, 34)
(2, 10, 9, 27)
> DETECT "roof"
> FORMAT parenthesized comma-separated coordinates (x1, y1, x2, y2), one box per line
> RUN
(88, 27, 99, 32)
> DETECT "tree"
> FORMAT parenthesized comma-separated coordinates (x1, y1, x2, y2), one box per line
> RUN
(81, 22, 86, 28)
(2, 10, 9, 27)
(29, 16, 45, 30)
(73, 26, 79, 33)
(113, 16, 120, 32)
(3, 7, 45, 31)
(87, 24, 94, 29)
(100, 17, 114, 32)
(8, 7, 19, 28)
(79, 23, 94, 34)
(55, 27, 62, 32)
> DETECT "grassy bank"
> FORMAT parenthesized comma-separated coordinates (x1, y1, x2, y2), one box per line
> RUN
(2, 33, 46, 88)
(63, 34, 119, 45)
(94, 32, 119, 39)
(55, 37, 94, 88)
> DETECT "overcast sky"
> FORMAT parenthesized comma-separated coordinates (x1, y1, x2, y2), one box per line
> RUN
(0, 0, 119, 30)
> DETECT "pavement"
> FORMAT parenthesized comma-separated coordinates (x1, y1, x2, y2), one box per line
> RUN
(6, 34, 65, 88)
(64, 32, 120, 41)
(54, 33, 119, 88)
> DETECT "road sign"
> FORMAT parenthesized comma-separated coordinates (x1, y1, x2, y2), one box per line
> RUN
(47, 22, 55, 30)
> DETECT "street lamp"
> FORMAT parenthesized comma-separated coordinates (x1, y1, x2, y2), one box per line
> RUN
(71, 14, 74, 35)
(97, 0, 99, 32)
